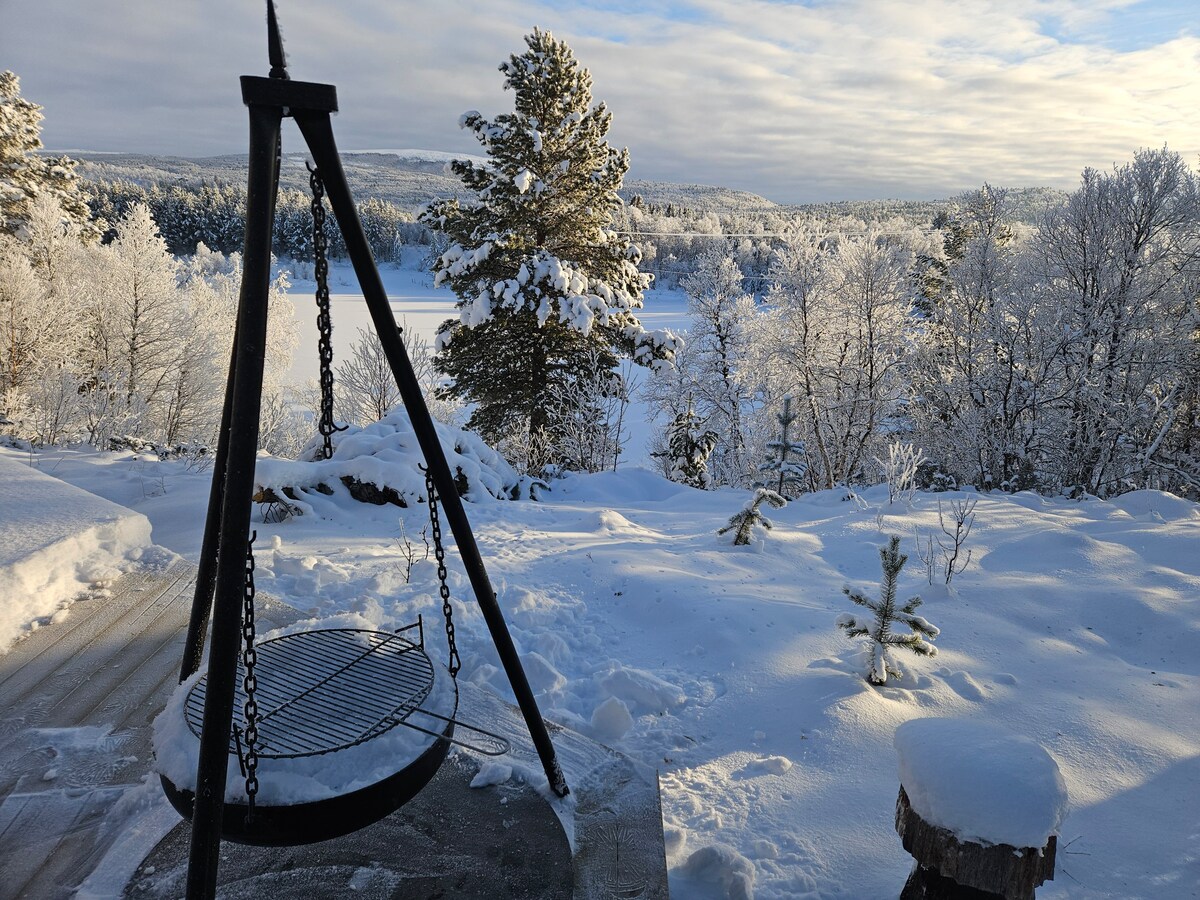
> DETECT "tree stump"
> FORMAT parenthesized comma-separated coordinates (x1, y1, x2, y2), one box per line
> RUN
(895, 787, 1056, 900)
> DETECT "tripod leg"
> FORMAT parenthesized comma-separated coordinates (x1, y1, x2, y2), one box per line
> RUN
(294, 110, 569, 799)
(186, 101, 283, 900)
(180, 319, 240, 682)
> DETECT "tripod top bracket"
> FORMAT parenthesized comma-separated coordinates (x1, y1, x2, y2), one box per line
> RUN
(241, 75, 338, 114)
(250, 1, 336, 113)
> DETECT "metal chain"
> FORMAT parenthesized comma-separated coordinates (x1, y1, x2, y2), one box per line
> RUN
(425, 470, 461, 678)
(308, 162, 345, 460)
(241, 531, 260, 823)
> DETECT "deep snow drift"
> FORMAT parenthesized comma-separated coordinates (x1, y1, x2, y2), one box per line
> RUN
(4, 438, 1198, 899)
(0, 453, 156, 653)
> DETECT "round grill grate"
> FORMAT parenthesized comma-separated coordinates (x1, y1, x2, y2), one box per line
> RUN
(185, 628, 435, 759)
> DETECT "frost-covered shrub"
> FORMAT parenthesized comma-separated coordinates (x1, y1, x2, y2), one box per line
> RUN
(837, 535, 939, 685)
(877, 441, 926, 504)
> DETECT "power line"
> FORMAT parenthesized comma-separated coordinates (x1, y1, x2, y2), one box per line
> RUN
(616, 229, 937, 238)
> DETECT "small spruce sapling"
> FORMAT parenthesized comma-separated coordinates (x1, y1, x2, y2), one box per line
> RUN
(837, 536, 939, 685)
(754, 396, 808, 498)
(719, 488, 786, 546)
(658, 401, 718, 489)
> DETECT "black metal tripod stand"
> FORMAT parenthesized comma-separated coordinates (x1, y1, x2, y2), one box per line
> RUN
(177, 7, 568, 897)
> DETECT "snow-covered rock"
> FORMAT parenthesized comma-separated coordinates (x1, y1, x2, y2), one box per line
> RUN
(254, 407, 530, 514)
(679, 843, 756, 900)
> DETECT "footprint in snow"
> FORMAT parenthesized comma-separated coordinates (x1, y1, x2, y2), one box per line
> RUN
(934, 667, 988, 701)
(733, 756, 793, 779)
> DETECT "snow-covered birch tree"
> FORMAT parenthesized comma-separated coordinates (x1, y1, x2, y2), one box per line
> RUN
(1032, 149, 1200, 495)
(677, 249, 759, 486)
(760, 230, 914, 488)
(909, 186, 1057, 490)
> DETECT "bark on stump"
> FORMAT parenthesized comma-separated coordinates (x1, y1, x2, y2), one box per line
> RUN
(895, 786, 1056, 900)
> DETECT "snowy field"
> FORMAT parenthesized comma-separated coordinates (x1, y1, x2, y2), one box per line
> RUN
(4, 438, 1198, 898)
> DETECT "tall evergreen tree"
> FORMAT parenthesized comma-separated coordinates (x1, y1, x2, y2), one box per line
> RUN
(0, 71, 93, 238)
(422, 29, 677, 467)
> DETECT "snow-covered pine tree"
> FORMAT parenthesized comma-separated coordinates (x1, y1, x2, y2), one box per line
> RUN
(755, 395, 807, 497)
(422, 29, 677, 470)
(718, 487, 786, 546)
(836, 535, 939, 685)
(0, 71, 94, 238)
(656, 401, 718, 489)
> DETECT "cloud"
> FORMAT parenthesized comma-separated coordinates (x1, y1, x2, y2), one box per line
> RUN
(2, 0, 1197, 202)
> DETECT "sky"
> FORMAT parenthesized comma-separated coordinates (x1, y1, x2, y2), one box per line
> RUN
(2, 0, 1198, 204)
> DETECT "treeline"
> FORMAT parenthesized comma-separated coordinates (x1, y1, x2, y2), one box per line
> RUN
(621, 197, 941, 294)
(83, 179, 431, 262)
(79, 176, 879, 298)
(81, 175, 801, 281)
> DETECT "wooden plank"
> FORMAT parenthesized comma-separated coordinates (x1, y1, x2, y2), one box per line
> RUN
(0, 565, 165, 696)
(0, 565, 199, 898)
(49, 573, 194, 728)
(0, 563, 192, 722)
(0, 781, 125, 899)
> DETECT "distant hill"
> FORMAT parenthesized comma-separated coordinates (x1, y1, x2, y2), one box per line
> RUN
(783, 187, 1067, 227)
(72, 151, 463, 213)
(623, 180, 777, 212)
(67, 150, 1061, 223)
(71, 150, 779, 214)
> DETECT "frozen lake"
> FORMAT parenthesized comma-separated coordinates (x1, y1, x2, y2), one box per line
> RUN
(283, 259, 692, 466)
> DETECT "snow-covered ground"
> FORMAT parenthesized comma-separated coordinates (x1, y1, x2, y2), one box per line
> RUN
(5, 437, 1198, 898)
(0, 453, 156, 652)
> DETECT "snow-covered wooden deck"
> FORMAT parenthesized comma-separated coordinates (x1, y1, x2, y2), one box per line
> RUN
(0, 563, 669, 898)
(0, 561, 197, 898)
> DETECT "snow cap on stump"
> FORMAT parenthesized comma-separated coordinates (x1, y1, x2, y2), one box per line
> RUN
(894, 718, 1068, 848)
